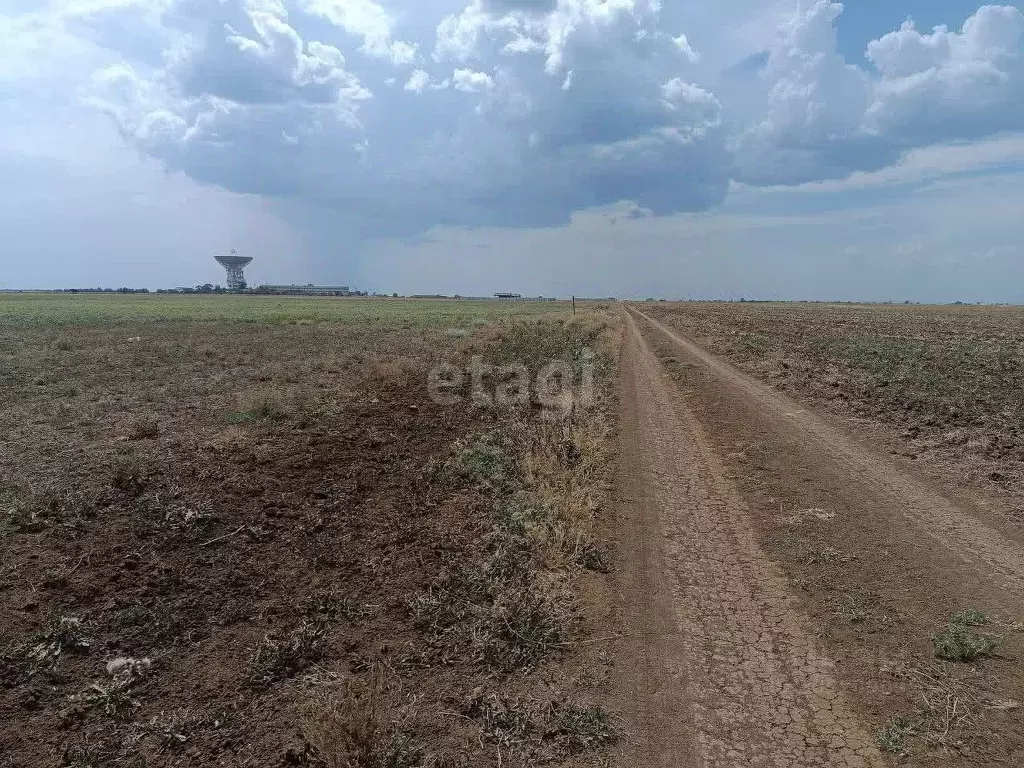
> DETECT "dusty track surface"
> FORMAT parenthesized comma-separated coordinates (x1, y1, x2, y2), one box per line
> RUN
(612, 305, 1024, 766)
(634, 308, 1024, 598)
(612, 309, 884, 767)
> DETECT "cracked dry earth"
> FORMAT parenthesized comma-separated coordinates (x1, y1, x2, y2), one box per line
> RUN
(612, 308, 884, 768)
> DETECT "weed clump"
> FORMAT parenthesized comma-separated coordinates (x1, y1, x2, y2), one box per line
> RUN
(304, 594, 369, 624)
(833, 594, 873, 625)
(932, 613, 1001, 662)
(162, 504, 214, 532)
(876, 716, 915, 756)
(1, 491, 43, 533)
(248, 620, 328, 685)
(463, 693, 618, 761)
(27, 615, 91, 670)
(410, 521, 570, 672)
(60, 743, 111, 768)
(70, 657, 151, 721)
(410, 538, 568, 673)
(950, 609, 988, 627)
(300, 676, 421, 768)
(73, 680, 137, 720)
(548, 703, 619, 755)
(449, 433, 514, 490)
(148, 709, 212, 752)
(230, 389, 292, 424)
(110, 454, 146, 496)
(128, 414, 159, 440)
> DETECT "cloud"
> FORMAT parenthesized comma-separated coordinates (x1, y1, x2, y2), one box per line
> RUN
(175, 9, 370, 106)
(75, 0, 732, 234)
(453, 67, 494, 91)
(732, 2, 1024, 185)
(730, 0, 886, 185)
(865, 5, 1024, 144)
(6, 0, 1024, 245)
(297, 0, 418, 64)
(672, 33, 700, 62)
(404, 67, 429, 92)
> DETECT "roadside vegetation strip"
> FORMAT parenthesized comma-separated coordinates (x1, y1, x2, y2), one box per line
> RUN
(407, 313, 622, 743)
(0, 304, 620, 767)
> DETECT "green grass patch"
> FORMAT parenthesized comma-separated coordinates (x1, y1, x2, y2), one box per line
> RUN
(876, 716, 916, 756)
(448, 433, 515, 490)
(932, 611, 1001, 662)
(0, 293, 570, 327)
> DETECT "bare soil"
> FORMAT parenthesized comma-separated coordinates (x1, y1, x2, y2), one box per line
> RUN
(12, 298, 1024, 768)
(0, 315, 619, 768)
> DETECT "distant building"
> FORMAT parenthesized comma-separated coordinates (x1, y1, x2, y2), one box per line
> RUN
(494, 292, 522, 299)
(257, 284, 359, 296)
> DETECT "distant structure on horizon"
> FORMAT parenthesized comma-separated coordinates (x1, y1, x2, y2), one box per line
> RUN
(257, 284, 359, 296)
(214, 250, 253, 291)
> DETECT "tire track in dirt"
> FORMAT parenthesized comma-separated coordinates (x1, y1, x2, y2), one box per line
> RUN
(630, 306, 1024, 598)
(613, 305, 699, 767)
(614, 309, 883, 767)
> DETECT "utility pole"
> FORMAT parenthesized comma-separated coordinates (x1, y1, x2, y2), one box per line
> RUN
(572, 295, 576, 316)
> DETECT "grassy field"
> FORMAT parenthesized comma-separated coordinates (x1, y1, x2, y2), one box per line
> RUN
(0, 293, 575, 327)
(0, 294, 621, 767)
(642, 301, 1024, 495)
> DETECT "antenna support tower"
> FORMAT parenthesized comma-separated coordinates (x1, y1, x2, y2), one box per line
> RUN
(214, 251, 253, 291)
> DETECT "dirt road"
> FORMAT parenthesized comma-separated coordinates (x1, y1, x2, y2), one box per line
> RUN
(611, 306, 1024, 766)
(612, 308, 883, 767)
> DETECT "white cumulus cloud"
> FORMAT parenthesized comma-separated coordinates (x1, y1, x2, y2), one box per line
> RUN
(298, 0, 418, 64)
(453, 67, 495, 91)
(866, 5, 1024, 143)
(404, 67, 430, 92)
(3, 0, 1024, 241)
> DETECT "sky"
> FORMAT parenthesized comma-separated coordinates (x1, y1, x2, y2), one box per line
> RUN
(1, 0, 1023, 301)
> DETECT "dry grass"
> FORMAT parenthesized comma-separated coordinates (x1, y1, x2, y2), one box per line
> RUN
(363, 356, 424, 390)
(463, 691, 619, 761)
(249, 620, 332, 686)
(127, 413, 159, 440)
(488, 313, 618, 573)
(300, 673, 414, 768)
(516, 410, 614, 571)
(878, 661, 984, 757)
(234, 388, 294, 422)
(409, 519, 570, 672)
(0, 300, 621, 767)
(412, 313, 619, 678)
